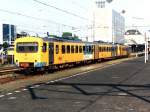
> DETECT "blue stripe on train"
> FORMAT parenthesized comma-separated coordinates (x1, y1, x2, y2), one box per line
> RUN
(34, 62, 46, 67)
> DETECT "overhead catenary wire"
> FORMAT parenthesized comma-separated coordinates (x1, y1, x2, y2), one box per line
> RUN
(0, 18, 57, 34)
(17, 26, 60, 36)
(0, 8, 78, 29)
(33, 0, 88, 21)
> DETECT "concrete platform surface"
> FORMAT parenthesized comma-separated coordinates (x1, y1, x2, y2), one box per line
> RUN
(0, 56, 150, 112)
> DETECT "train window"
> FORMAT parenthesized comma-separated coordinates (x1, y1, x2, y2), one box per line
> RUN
(62, 45, 65, 54)
(89, 46, 92, 53)
(110, 47, 112, 51)
(17, 42, 38, 52)
(56, 45, 59, 54)
(101, 47, 102, 52)
(85, 46, 88, 53)
(79, 46, 82, 53)
(67, 45, 70, 53)
(42, 43, 47, 52)
(105, 47, 107, 52)
(109, 47, 111, 52)
(107, 47, 109, 52)
(75, 46, 78, 53)
(99, 47, 101, 52)
(83, 46, 85, 53)
(71, 45, 74, 53)
(92, 45, 94, 53)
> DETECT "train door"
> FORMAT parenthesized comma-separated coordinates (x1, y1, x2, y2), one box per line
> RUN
(94, 45, 99, 59)
(49, 43, 54, 64)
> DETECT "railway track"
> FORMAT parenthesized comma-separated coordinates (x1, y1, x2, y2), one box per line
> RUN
(0, 66, 21, 74)
(0, 66, 25, 84)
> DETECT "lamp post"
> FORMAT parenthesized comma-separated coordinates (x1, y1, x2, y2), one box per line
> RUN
(145, 32, 149, 63)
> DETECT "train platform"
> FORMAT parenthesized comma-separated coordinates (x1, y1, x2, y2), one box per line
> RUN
(130, 52, 145, 57)
(0, 56, 150, 112)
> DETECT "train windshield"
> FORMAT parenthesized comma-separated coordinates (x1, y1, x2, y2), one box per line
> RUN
(16, 42, 38, 52)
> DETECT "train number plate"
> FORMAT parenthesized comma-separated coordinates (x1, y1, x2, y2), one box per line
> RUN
(20, 63, 29, 68)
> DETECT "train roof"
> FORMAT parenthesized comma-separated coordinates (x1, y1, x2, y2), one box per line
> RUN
(15, 36, 127, 46)
(42, 37, 115, 45)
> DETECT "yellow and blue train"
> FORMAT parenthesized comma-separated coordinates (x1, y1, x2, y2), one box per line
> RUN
(14, 36, 129, 71)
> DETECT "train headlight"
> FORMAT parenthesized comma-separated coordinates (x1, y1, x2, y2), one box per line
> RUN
(16, 60, 18, 62)
(35, 60, 37, 62)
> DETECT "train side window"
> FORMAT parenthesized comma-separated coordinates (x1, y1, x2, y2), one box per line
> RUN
(42, 43, 47, 52)
(56, 45, 59, 54)
(85, 46, 88, 53)
(71, 45, 74, 53)
(107, 47, 109, 52)
(67, 45, 70, 53)
(89, 46, 92, 53)
(92, 45, 94, 53)
(75, 46, 78, 53)
(99, 47, 101, 52)
(62, 45, 65, 54)
(79, 46, 82, 53)
(83, 46, 85, 53)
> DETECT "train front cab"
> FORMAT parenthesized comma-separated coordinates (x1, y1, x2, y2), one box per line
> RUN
(14, 37, 49, 70)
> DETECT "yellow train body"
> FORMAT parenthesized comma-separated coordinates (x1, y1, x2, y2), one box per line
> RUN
(14, 36, 129, 69)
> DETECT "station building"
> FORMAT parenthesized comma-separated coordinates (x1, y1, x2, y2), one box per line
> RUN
(124, 29, 145, 52)
(89, 0, 125, 43)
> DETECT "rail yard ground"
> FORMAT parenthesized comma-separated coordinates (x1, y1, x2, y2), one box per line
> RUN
(0, 55, 150, 112)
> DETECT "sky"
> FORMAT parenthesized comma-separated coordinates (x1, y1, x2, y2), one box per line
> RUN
(0, 0, 150, 37)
